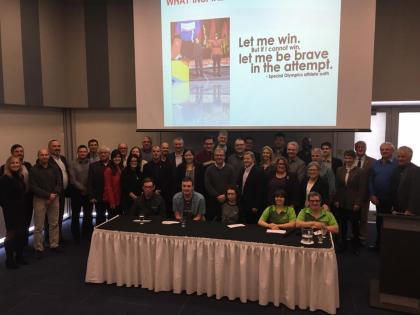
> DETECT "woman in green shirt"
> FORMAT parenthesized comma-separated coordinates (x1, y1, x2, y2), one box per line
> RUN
(258, 189, 296, 230)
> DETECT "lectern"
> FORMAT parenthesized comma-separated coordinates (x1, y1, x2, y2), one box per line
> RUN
(370, 213, 420, 314)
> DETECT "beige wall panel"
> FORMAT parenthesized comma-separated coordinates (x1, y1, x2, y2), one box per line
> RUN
(0, 0, 25, 105)
(73, 109, 157, 151)
(107, 1, 136, 108)
(39, 0, 67, 107)
(64, 1, 88, 108)
(0, 107, 65, 165)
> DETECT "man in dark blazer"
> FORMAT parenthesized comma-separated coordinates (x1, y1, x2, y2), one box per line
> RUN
(237, 151, 266, 224)
(321, 141, 343, 174)
(87, 146, 110, 225)
(391, 146, 420, 215)
(167, 137, 184, 168)
(48, 139, 69, 243)
(143, 145, 174, 218)
(354, 140, 376, 242)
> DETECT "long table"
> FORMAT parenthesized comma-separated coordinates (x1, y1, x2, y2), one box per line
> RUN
(85, 215, 339, 314)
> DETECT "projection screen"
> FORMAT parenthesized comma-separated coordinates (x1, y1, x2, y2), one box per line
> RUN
(134, 0, 376, 131)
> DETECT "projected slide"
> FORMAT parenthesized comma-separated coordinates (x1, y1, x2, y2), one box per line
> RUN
(161, 0, 341, 127)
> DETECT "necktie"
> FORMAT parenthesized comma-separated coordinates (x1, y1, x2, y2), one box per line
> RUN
(357, 157, 362, 168)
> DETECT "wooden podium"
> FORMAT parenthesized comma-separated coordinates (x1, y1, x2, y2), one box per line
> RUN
(370, 213, 420, 314)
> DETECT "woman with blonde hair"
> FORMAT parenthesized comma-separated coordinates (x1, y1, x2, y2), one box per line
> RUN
(0, 156, 27, 269)
(260, 146, 275, 173)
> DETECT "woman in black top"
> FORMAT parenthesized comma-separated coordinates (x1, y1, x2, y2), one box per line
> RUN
(299, 161, 329, 211)
(175, 149, 205, 194)
(120, 154, 143, 214)
(266, 157, 299, 208)
(0, 156, 27, 269)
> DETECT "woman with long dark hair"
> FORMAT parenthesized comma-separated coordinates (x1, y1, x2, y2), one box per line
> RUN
(120, 154, 143, 214)
(103, 149, 123, 218)
(266, 157, 299, 208)
(129, 146, 148, 172)
(175, 149, 205, 194)
(0, 156, 27, 269)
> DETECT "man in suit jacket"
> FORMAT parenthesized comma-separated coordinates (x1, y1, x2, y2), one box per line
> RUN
(167, 137, 184, 168)
(48, 139, 69, 243)
(391, 146, 420, 215)
(321, 141, 343, 174)
(237, 151, 266, 224)
(354, 141, 376, 241)
(87, 146, 110, 225)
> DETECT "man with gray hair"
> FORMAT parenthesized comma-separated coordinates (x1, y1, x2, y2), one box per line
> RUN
(87, 145, 110, 225)
(216, 130, 234, 158)
(205, 147, 235, 220)
(368, 142, 397, 250)
(168, 137, 184, 167)
(391, 146, 420, 216)
(287, 141, 306, 183)
(311, 148, 336, 201)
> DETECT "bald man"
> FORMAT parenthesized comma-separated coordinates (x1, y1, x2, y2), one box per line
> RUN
(30, 149, 62, 258)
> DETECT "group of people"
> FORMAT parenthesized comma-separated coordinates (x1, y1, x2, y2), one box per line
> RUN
(1, 131, 419, 269)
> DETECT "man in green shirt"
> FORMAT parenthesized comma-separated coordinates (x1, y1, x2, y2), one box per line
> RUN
(296, 192, 339, 234)
(258, 189, 296, 230)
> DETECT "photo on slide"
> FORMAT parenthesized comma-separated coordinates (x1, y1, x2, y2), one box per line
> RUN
(170, 18, 230, 126)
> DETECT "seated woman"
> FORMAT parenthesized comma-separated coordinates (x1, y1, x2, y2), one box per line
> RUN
(221, 185, 241, 224)
(258, 189, 296, 230)
(296, 191, 339, 234)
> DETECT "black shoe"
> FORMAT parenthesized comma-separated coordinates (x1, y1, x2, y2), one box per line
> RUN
(35, 250, 44, 259)
(5, 260, 19, 269)
(50, 247, 63, 253)
(16, 256, 29, 265)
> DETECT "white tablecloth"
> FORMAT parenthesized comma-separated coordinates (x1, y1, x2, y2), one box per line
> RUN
(85, 228, 339, 314)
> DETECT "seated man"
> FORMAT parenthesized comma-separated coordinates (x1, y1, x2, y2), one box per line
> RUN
(258, 189, 296, 230)
(173, 177, 206, 221)
(129, 177, 166, 217)
(296, 192, 339, 234)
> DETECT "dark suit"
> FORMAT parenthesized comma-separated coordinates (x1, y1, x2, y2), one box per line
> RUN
(120, 167, 143, 214)
(143, 160, 173, 217)
(331, 157, 343, 175)
(299, 176, 329, 211)
(357, 155, 376, 239)
(87, 161, 108, 225)
(49, 155, 69, 240)
(335, 166, 365, 249)
(237, 165, 266, 223)
(391, 162, 420, 215)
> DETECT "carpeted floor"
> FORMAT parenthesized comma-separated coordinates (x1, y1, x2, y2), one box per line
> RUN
(0, 222, 404, 315)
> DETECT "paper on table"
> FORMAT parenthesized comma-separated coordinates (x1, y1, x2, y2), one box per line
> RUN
(227, 224, 246, 228)
(266, 229, 286, 234)
(162, 220, 180, 225)
(133, 219, 152, 223)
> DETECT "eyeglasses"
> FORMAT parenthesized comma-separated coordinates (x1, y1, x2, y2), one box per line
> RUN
(309, 199, 321, 203)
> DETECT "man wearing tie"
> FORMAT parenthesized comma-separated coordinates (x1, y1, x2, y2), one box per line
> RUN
(354, 141, 376, 242)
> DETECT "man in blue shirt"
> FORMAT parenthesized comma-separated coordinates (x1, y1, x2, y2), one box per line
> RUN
(173, 177, 206, 221)
(368, 142, 397, 250)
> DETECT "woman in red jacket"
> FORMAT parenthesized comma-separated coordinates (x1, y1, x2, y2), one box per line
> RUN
(104, 149, 123, 218)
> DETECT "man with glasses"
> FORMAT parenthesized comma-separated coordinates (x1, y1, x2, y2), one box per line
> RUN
(296, 192, 339, 234)
(196, 136, 215, 166)
(129, 177, 166, 217)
